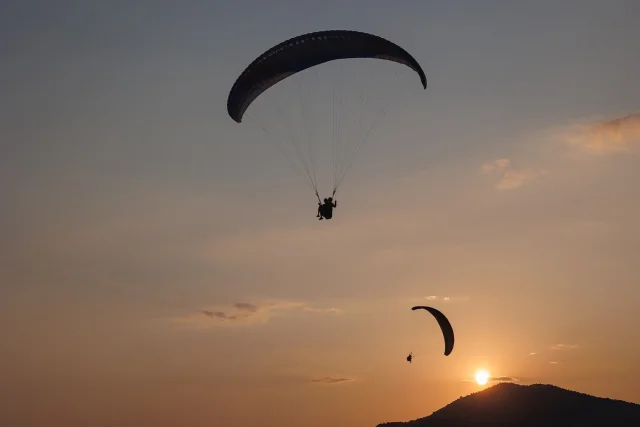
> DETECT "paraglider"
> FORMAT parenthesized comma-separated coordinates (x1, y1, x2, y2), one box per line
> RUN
(226, 30, 427, 218)
(317, 197, 337, 220)
(410, 306, 455, 357)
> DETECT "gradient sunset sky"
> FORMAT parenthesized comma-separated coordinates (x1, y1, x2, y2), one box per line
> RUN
(2, 1, 640, 426)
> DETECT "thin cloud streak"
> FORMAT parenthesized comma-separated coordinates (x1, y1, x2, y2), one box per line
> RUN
(550, 344, 579, 351)
(422, 295, 467, 303)
(172, 299, 341, 327)
(490, 376, 519, 383)
(462, 376, 519, 384)
(481, 158, 549, 190)
(309, 376, 355, 384)
(302, 306, 343, 313)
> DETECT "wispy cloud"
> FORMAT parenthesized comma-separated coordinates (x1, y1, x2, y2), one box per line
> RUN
(309, 376, 355, 385)
(425, 295, 453, 302)
(422, 295, 465, 302)
(550, 361, 560, 365)
(172, 299, 340, 327)
(481, 158, 512, 174)
(481, 158, 549, 190)
(550, 344, 579, 351)
(200, 302, 259, 321)
(563, 113, 640, 154)
(490, 376, 519, 383)
(528, 352, 537, 356)
(463, 376, 519, 384)
(302, 306, 343, 313)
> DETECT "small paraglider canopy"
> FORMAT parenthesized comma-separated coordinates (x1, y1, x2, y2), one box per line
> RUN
(411, 306, 455, 356)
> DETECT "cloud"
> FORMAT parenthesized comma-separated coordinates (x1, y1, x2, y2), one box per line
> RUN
(549, 361, 560, 365)
(309, 376, 355, 384)
(481, 158, 549, 190)
(233, 302, 258, 312)
(200, 302, 259, 321)
(172, 299, 340, 327)
(550, 344, 579, 351)
(563, 113, 640, 154)
(423, 295, 455, 302)
(481, 158, 512, 173)
(463, 376, 519, 384)
(302, 306, 343, 313)
(528, 352, 537, 356)
(497, 168, 550, 190)
(490, 376, 519, 383)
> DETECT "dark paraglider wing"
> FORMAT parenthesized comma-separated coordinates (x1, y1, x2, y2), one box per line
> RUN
(227, 30, 427, 123)
(411, 306, 455, 356)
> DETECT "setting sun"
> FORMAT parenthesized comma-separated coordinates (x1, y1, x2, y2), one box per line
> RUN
(3, 3, 640, 427)
(475, 370, 490, 386)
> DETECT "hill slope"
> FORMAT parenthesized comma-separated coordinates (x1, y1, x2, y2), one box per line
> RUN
(378, 382, 640, 427)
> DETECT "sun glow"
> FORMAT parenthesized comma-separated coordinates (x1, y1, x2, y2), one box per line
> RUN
(475, 370, 490, 386)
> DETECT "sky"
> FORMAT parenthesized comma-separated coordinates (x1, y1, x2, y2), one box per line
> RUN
(1, 1, 640, 426)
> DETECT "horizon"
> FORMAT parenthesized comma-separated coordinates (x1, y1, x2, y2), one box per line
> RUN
(2, 1, 640, 426)
(377, 382, 640, 426)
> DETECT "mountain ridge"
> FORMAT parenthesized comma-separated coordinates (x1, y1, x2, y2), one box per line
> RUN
(377, 382, 640, 427)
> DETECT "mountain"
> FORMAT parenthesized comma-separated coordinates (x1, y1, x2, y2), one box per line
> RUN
(377, 382, 640, 427)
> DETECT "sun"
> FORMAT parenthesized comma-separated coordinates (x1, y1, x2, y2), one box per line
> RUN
(474, 369, 490, 386)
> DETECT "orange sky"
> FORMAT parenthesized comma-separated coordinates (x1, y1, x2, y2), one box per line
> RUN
(2, 1, 640, 427)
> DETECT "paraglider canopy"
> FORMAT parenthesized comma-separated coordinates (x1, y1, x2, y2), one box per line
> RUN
(411, 306, 455, 356)
(227, 30, 427, 123)
(225, 29, 428, 201)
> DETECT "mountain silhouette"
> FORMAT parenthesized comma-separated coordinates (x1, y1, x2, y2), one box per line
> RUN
(378, 382, 640, 427)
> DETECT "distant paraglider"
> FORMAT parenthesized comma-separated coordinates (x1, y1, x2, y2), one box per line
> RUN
(410, 306, 455, 357)
(226, 30, 427, 219)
